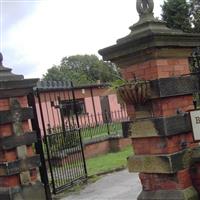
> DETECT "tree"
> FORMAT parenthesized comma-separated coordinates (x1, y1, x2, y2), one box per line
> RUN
(161, 0, 200, 33)
(161, 0, 191, 32)
(190, 0, 200, 32)
(192, 9, 200, 32)
(43, 55, 120, 85)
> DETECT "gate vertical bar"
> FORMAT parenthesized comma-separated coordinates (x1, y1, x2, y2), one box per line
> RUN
(71, 81, 88, 177)
(27, 92, 52, 200)
(36, 88, 57, 194)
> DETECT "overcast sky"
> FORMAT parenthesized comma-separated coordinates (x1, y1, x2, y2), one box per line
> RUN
(1, 0, 164, 78)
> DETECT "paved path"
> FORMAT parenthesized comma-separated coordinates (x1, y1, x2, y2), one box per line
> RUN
(61, 170, 141, 200)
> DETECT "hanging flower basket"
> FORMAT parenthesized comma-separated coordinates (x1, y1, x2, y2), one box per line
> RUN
(116, 80, 150, 106)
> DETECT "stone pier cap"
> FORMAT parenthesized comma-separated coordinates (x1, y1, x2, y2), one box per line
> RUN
(0, 52, 24, 81)
(0, 53, 38, 99)
(98, 4, 200, 66)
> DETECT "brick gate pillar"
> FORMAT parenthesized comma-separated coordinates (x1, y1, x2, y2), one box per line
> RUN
(99, 1, 200, 199)
(0, 53, 46, 199)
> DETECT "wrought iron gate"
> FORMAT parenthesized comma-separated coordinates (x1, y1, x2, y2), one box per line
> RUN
(29, 81, 87, 197)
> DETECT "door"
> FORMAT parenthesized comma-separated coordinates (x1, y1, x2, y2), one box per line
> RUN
(100, 96, 111, 123)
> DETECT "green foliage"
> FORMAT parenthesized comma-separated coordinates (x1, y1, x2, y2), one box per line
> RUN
(110, 79, 128, 90)
(43, 54, 120, 85)
(86, 145, 133, 176)
(192, 9, 200, 32)
(161, 0, 200, 33)
(161, 0, 191, 32)
(190, 0, 200, 33)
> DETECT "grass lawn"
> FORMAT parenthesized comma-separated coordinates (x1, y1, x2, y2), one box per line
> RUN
(86, 145, 133, 176)
(50, 145, 133, 198)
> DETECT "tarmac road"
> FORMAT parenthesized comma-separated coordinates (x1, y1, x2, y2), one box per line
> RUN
(61, 169, 141, 200)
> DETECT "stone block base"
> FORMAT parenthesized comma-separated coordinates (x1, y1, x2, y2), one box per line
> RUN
(0, 181, 46, 200)
(128, 148, 193, 173)
(137, 186, 198, 200)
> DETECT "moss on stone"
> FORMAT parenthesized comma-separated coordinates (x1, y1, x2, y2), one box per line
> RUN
(131, 120, 158, 138)
(183, 186, 199, 200)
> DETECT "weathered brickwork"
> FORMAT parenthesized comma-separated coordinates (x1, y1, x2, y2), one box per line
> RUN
(0, 97, 39, 194)
(132, 132, 197, 155)
(127, 55, 200, 198)
(99, 30, 200, 200)
(121, 58, 190, 80)
(0, 52, 46, 199)
(98, 1, 200, 197)
(139, 169, 192, 191)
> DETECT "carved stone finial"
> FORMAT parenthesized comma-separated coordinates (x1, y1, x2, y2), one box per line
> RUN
(136, 0, 154, 19)
(0, 52, 24, 81)
(0, 52, 3, 66)
(0, 52, 11, 71)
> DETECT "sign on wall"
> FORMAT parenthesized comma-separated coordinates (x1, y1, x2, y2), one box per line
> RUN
(190, 110, 200, 141)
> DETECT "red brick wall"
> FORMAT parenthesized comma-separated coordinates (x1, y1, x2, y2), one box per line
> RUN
(121, 58, 190, 80)
(132, 132, 196, 155)
(0, 97, 37, 188)
(120, 54, 200, 197)
(84, 138, 131, 159)
(84, 140, 110, 159)
(118, 138, 132, 149)
(139, 169, 192, 191)
(152, 96, 194, 117)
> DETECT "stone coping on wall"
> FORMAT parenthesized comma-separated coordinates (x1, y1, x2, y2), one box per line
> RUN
(0, 79, 38, 90)
(0, 78, 38, 99)
(83, 134, 123, 146)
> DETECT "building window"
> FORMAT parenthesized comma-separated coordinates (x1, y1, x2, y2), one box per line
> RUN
(61, 99, 86, 116)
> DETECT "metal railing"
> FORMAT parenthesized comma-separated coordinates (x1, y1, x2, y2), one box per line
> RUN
(56, 109, 129, 141)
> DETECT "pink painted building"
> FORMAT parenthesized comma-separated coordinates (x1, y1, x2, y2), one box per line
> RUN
(34, 81, 128, 135)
